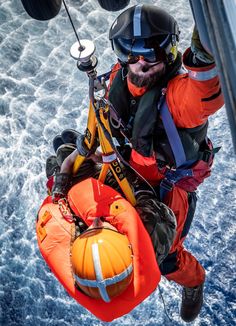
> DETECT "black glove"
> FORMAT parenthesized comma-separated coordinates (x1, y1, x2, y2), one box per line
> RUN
(135, 191, 176, 265)
(45, 155, 60, 179)
(191, 26, 214, 64)
(52, 173, 71, 203)
(117, 143, 132, 161)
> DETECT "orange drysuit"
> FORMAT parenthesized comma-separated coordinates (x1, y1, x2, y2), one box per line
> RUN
(108, 48, 224, 287)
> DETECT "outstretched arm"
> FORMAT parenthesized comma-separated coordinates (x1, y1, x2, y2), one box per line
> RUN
(167, 26, 224, 129)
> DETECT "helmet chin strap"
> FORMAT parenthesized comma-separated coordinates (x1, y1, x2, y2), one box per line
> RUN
(142, 61, 162, 72)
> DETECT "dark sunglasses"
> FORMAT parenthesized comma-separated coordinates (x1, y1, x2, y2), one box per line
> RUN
(127, 54, 160, 64)
(127, 44, 167, 64)
(113, 38, 167, 65)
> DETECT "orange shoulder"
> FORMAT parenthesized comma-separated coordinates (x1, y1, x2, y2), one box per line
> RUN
(108, 62, 121, 87)
(166, 49, 224, 128)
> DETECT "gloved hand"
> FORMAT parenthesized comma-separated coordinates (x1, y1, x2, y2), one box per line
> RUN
(191, 26, 215, 64)
(52, 173, 71, 203)
(116, 143, 132, 161)
(76, 133, 99, 158)
(135, 190, 176, 265)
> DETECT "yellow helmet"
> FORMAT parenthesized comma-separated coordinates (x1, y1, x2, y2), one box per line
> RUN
(71, 226, 133, 302)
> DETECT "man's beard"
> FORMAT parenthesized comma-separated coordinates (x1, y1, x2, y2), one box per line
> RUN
(128, 65, 166, 88)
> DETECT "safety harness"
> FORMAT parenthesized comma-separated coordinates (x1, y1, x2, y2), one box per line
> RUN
(157, 91, 220, 200)
(103, 57, 220, 200)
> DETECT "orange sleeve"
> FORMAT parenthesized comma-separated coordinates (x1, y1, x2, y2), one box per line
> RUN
(166, 48, 224, 128)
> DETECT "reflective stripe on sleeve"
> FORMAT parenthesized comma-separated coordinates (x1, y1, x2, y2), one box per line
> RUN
(188, 66, 218, 81)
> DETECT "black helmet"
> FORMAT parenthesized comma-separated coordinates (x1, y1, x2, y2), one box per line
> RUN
(109, 4, 180, 64)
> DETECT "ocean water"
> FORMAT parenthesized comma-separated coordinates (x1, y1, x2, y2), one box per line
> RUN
(0, 0, 235, 325)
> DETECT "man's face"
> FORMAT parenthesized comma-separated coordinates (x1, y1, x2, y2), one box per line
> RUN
(88, 218, 118, 232)
(128, 58, 166, 88)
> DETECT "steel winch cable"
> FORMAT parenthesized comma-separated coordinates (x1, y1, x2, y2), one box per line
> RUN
(158, 284, 175, 323)
(62, 0, 158, 198)
(62, 0, 84, 50)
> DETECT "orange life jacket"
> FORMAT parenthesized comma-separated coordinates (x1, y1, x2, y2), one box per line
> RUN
(37, 177, 160, 322)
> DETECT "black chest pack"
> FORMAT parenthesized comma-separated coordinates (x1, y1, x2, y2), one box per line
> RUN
(108, 68, 220, 199)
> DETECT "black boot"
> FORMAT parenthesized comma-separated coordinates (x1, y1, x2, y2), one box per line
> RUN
(56, 144, 77, 166)
(53, 135, 64, 153)
(46, 155, 60, 178)
(180, 283, 204, 322)
(52, 131, 80, 166)
(52, 173, 71, 202)
(61, 129, 82, 145)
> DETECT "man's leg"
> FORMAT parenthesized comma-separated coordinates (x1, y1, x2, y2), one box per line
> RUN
(53, 130, 78, 167)
(160, 187, 205, 322)
(45, 131, 78, 196)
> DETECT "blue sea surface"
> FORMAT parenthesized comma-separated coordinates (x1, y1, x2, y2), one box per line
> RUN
(0, 0, 235, 325)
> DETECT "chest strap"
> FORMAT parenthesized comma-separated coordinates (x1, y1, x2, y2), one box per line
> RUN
(157, 94, 187, 168)
(157, 94, 189, 199)
(157, 95, 220, 200)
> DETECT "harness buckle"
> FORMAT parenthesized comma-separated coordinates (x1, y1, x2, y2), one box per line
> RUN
(160, 178, 174, 192)
(161, 88, 167, 95)
(202, 150, 212, 163)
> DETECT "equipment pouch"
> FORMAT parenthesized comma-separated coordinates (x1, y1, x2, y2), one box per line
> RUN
(174, 138, 219, 192)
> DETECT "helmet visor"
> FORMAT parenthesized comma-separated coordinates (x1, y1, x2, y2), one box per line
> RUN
(112, 36, 169, 64)
(113, 38, 156, 63)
